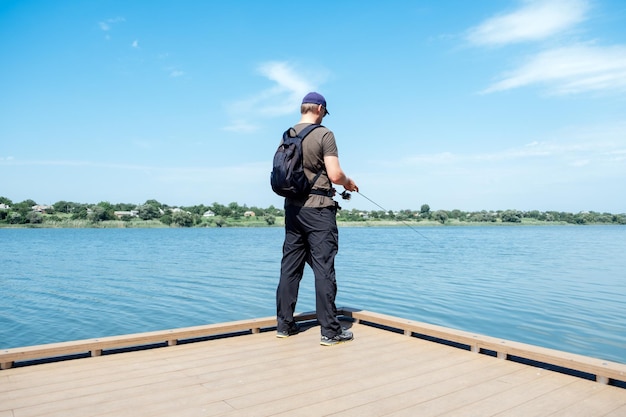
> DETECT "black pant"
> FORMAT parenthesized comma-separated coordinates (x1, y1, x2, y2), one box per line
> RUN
(276, 204, 342, 338)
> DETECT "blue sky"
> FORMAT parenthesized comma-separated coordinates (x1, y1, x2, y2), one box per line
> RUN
(1, 0, 625, 213)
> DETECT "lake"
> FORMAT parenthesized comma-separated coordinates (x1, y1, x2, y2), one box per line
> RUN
(1, 225, 625, 364)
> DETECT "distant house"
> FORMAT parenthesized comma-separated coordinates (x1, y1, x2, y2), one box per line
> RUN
(170, 207, 191, 214)
(114, 210, 139, 218)
(31, 204, 52, 213)
(0, 203, 10, 210)
(203, 210, 215, 217)
(244, 211, 256, 217)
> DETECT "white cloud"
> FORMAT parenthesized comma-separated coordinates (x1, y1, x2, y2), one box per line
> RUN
(98, 16, 125, 40)
(400, 135, 625, 167)
(170, 70, 184, 78)
(482, 44, 626, 94)
(361, 128, 626, 211)
(222, 120, 260, 133)
(98, 17, 125, 32)
(467, 0, 589, 46)
(258, 61, 312, 98)
(225, 61, 327, 130)
(132, 40, 139, 48)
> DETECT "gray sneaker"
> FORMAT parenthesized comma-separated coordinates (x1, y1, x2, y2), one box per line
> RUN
(320, 328, 354, 346)
(276, 325, 299, 338)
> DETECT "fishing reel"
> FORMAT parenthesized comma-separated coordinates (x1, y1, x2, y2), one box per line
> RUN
(340, 190, 352, 200)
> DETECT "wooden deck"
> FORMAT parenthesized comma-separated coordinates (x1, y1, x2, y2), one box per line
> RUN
(1, 309, 625, 416)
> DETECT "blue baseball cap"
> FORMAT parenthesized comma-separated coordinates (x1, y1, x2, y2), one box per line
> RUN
(302, 92, 329, 115)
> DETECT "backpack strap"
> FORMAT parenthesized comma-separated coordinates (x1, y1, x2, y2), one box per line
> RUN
(295, 124, 333, 197)
(293, 123, 320, 139)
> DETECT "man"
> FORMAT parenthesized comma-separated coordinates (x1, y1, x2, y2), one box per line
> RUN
(276, 92, 359, 346)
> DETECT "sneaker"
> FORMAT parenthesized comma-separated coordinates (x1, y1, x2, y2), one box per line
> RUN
(320, 328, 354, 346)
(276, 325, 299, 338)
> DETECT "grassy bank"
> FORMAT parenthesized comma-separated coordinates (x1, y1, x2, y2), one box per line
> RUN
(0, 217, 592, 229)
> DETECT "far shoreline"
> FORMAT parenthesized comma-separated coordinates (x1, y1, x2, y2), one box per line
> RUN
(1, 218, 620, 230)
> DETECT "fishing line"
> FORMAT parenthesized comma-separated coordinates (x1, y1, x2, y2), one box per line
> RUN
(342, 190, 437, 246)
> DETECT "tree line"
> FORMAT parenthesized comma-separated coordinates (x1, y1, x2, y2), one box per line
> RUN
(0, 196, 624, 227)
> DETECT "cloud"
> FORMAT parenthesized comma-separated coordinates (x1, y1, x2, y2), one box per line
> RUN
(399, 136, 625, 168)
(466, 0, 589, 46)
(482, 44, 626, 94)
(222, 120, 260, 133)
(162, 65, 185, 78)
(467, 0, 626, 95)
(224, 61, 327, 131)
(258, 61, 312, 97)
(98, 16, 125, 32)
(132, 40, 139, 49)
(98, 16, 125, 40)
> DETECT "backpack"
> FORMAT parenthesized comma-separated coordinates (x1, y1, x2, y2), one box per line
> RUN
(270, 124, 327, 199)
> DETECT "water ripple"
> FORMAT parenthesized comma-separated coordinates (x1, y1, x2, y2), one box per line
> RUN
(1, 226, 624, 364)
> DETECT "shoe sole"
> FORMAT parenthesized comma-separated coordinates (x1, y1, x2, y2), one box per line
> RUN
(276, 330, 299, 338)
(320, 337, 353, 346)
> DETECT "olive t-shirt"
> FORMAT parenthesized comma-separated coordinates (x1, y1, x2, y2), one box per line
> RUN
(285, 123, 338, 208)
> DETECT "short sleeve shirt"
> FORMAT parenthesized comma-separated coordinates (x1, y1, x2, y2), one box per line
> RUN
(285, 123, 338, 208)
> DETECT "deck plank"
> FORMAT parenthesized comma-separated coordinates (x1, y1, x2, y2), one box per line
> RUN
(1, 319, 625, 417)
(439, 371, 578, 416)
(487, 379, 611, 417)
(547, 386, 626, 417)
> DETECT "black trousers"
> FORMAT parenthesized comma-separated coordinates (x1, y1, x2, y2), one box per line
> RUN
(276, 204, 342, 338)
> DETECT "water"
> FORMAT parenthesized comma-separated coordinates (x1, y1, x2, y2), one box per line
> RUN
(1, 225, 625, 364)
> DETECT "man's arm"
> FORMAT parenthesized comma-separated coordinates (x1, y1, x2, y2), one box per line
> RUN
(324, 155, 359, 192)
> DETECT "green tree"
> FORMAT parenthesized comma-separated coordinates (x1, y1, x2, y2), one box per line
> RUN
(112, 202, 137, 211)
(26, 211, 43, 224)
(53, 200, 82, 214)
(14, 199, 37, 210)
(89, 205, 115, 222)
(71, 206, 89, 220)
(211, 202, 230, 217)
(172, 211, 194, 227)
(501, 210, 522, 223)
(138, 204, 161, 220)
(432, 210, 448, 224)
(160, 214, 172, 225)
(8, 212, 22, 224)
(228, 202, 243, 219)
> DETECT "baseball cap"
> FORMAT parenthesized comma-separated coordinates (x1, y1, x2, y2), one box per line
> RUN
(302, 92, 329, 115)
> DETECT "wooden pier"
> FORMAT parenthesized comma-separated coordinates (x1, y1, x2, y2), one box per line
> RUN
(1, 308, 625, 416)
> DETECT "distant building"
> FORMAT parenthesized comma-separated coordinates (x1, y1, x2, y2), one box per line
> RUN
(244, 211, 256, 217)
(114, 210, 139, 218)
(170, 207, 191, 214)
(0, 203, 10, 210)
(31, 204, 52, 213)
(203, 210, 215, 217)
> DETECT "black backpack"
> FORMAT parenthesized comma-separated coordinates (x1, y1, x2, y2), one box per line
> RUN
(270, 124, 327, 199)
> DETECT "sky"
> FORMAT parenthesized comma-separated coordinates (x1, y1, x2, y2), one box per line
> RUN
(1, 0, 625, 213)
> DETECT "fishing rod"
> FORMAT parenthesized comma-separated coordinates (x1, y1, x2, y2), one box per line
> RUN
(339, 190, 437, 245)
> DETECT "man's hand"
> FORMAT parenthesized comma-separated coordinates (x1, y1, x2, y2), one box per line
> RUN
(344, 178, 358, 193)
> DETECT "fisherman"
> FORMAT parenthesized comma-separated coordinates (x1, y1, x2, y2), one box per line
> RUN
(275, 92, 359, 346)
